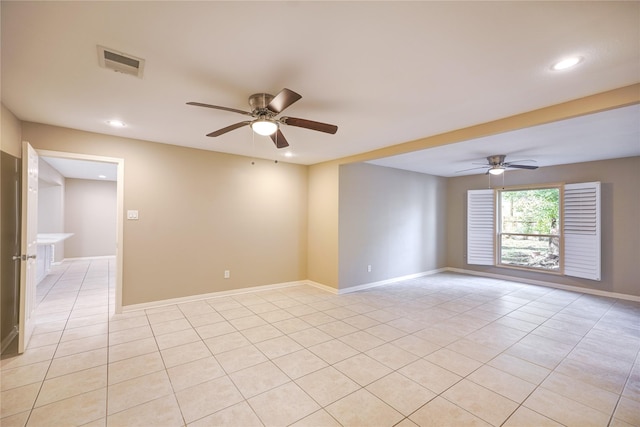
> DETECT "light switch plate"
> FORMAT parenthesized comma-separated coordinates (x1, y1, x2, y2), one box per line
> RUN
(127, 210, 139, 220)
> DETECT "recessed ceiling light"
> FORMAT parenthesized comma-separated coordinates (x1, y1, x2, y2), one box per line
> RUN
(284, 152, 293, 158)
(107, 119, 126, 128)
(98, 174, 107, 179)
(551, 56, 583, 71)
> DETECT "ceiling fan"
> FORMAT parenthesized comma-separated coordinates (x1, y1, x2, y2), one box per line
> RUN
(187, 88, 338, 149)
(458, 155, 538, 175)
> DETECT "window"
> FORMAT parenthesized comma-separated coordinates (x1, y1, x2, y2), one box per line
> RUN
(467, 182, 601, 281)
(498, 187, 560, 271)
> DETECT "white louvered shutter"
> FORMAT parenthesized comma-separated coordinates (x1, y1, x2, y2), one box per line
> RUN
(564, 182, 601, 281)
(467, 189, 495, 265)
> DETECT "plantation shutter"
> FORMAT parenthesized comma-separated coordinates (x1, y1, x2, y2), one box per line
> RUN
(467, 189, 495, 265)
(563, 182, 601, 281)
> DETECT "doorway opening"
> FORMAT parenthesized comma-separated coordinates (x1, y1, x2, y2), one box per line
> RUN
(36, 150, 124, 315)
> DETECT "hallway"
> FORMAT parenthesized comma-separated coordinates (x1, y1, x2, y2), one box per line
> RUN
(1, 258, 115, 425)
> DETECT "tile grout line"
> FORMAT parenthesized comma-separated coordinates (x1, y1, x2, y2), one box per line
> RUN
(499, 290, 623, 426)
(388, 279, 589, 426)
(23, 260, 91, 426)
(495, 289, 611, 426)
(6, 266, 638, 426)
(604, 299, 640, 427)
(106, 258, 113, 425)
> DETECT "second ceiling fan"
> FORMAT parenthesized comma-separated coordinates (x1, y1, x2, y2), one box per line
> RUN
(458, 155, 539, 175)
(187, 88, 338, 149)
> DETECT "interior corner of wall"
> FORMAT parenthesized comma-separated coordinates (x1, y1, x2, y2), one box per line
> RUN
(1, 103, 23, 158)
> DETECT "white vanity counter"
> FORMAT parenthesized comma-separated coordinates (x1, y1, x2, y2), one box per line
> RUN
(36, 233, 74, 283)
(37, 233, 74, 245)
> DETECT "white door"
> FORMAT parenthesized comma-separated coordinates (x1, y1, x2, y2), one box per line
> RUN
(18, 142, 38, 353)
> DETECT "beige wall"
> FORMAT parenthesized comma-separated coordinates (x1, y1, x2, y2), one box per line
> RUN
(65, 178, 117, 258)
(446, 156, 640, 297)
(22, 122, 309, 305)
(1, 103, 22, 157)
(339, 163, 447, 289)
(307, 162, 339, 289)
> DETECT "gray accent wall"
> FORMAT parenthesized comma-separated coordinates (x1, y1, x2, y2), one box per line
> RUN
(339, 162, 448, 290)
(446, 156, 640, 298)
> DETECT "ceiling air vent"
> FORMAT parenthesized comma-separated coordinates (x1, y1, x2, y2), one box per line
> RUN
(97, 46, 145, 78)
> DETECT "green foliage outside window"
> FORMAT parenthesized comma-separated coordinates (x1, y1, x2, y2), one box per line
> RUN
(501, 188, 560, 234)
(499, 187, 561, 270)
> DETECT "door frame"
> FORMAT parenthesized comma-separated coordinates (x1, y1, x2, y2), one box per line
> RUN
(37, 149, 125, 313)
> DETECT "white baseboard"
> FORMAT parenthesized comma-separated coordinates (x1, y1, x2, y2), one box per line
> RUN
(122, 270, 447, 312)
(63, 255, 116, 262)
(304, 280, 339, 294)
(446, 267, 640, 302)
(121, 266, 639, 313)
(335, 268, 449, 295)
(122, 280, 310, 313)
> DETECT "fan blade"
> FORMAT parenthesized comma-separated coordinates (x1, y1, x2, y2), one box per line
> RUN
(187, 102, 253, 117)
(206, 121, 251, 137)
(281, 117, 338, 134)
(504, 159, 536, 164)
(270, 129, 290, 149)
(454, 166, 488, 173)
(267, 88, 302, 114)
(506, 164, 538, 170)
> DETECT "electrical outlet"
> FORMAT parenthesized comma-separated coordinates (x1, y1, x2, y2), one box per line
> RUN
(367, 265, 372, 273)
(224, 270, 230, 279)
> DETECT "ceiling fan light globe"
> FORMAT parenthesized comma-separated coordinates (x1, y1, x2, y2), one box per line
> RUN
(251, 119, 278, 136)
(489, 167, 505, 175)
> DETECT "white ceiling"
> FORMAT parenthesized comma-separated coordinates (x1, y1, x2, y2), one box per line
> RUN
(2, 1, 639, 174)
(41, 157, 118, 182)
(369, 104, 640, 176)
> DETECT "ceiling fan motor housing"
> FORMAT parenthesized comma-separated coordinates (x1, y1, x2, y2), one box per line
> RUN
(487, 154, 506, 166)
(249, 93, 275, 116)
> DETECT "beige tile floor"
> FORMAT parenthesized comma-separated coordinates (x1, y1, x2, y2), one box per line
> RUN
(1, 258, 639, 427)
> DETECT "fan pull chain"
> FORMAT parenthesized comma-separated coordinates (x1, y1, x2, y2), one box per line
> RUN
(251, 127, 256, 165)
